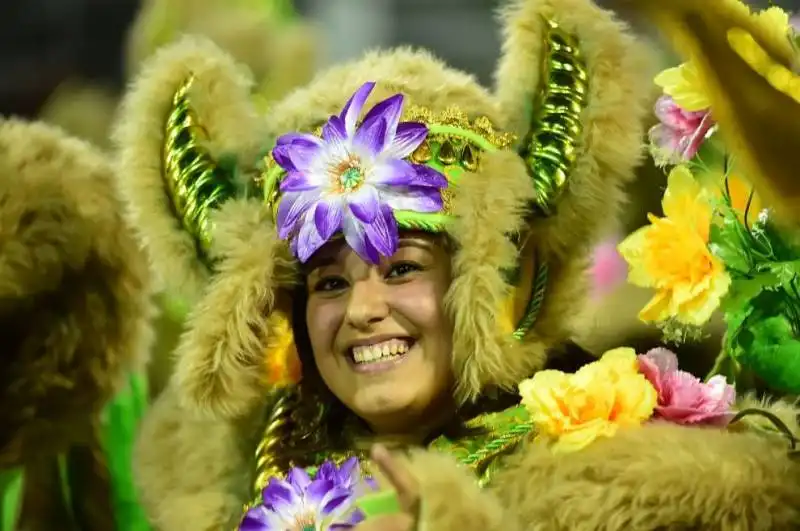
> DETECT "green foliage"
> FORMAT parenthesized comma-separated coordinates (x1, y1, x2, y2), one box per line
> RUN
(707, 167, 800, 394)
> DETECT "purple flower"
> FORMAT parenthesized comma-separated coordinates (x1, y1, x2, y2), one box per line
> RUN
(648, 95, 715, 165)
(240, 458, 375, 531)
(271, 81, 448, 263)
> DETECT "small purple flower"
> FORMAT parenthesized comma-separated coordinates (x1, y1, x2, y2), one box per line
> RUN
(240, 458, 375, 531)
(271, 81, 448, 263)
(648, 95, 715, 166)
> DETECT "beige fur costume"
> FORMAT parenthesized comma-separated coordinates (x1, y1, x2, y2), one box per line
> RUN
(0, 119, 152, 529)
(118, 0, 800, 529)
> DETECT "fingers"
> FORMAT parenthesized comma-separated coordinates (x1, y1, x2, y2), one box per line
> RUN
(370, 444, 421, 516)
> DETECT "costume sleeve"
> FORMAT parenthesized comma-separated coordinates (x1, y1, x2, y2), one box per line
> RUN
(133, 386, 254, 530)
(404, 450, 523, 531)
(491, 400, 800, 530)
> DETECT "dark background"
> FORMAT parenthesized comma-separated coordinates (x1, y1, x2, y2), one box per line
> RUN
(0, 0, 796, 119)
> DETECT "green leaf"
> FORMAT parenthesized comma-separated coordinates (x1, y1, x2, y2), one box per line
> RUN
(760, 260, 800, 286)
(737, 315, 800, 394)
(720, 277, 764, 313)
(708, 222, 751, 273)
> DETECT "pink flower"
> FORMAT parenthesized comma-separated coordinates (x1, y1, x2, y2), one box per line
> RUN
(589, 237, 628, 300)
(637, 348, 735, 425)
(648, 95, 715, 165)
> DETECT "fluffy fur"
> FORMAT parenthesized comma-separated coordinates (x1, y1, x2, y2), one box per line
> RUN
(173, 200, 296, 418)
(134, 386, 256, 530)
(0, 118, 152, 466)
(113, 37, 266, 301)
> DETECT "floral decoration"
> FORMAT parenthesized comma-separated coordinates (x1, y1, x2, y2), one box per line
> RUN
(272, 81, 448, 263)
(617, 0, 800, 394)
(519, 348, 736, 453)
(618, 165, 730, 327)
(240, 458, 376, 531)
(638, 348, 735, 425)
(519, 348, 658, 453)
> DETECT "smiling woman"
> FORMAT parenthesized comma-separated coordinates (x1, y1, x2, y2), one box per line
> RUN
(304, 233, 455, 439)
(115, 0, 800, 529)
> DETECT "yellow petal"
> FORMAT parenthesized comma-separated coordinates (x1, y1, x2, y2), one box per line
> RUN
(597, 347, 639, 374)
(519, 370, 572, 431)
(654, 63, 711, 111)
(638, 289, 673, 323)
(613, 373, 658, 425)
(675, 267, 731, 326)
(617, 227, 656, 288)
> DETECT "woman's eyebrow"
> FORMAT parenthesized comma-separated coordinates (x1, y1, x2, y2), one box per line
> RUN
(397, 238, 434, 251)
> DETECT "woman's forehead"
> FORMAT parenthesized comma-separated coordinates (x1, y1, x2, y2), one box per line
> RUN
(304, 232, 442, 270)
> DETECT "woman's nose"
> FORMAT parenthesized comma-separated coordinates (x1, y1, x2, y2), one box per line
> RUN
(344, 275, 390, 330)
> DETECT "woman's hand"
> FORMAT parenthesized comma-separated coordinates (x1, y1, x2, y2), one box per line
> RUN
(354, 444, 421, 531)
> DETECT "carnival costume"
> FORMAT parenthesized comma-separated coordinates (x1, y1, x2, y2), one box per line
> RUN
(0, 119, 152, 530)
(123, 0, 799, 529)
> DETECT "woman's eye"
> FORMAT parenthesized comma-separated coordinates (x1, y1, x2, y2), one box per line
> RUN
(313, 277, 348, 292)
(386, 262, 422, 279)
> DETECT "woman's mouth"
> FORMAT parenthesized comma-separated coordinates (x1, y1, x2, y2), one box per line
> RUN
(348, 338, 414, 372)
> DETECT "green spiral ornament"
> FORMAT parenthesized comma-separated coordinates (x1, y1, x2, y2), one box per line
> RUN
(163, 76, 237, 261)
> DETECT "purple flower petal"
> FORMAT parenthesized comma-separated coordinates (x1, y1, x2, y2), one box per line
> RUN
(361, 94, 404, 139)
(323, 115, 349, 146)
(295, 210, 328, 263)
(411, 164, 449, 188)
(362, 204, 399, 258)
(272, 142, 322, 173)
(316, 461, 337, 482)
(369, 159, 417, 187)
(319, 488, 354, 517)
(276, 190, 322, 239)
(384, 122, 428, 159)
(240, 506, 281, 531)
(280, 171, 324, 192)
(276, 132, 323, 147)
(343, 212, 380, 264)
(314, 198, 344, 240)
(262, 478, 300, 510)
(383, 186, 443, 213)
(337, 457, 359, 485)
(305, 478, 336, 506)
(348, 185, 381, 223)
(353, 116, 388, 157)
(287, 468, 312, 491)
(340, 82, 376, 138)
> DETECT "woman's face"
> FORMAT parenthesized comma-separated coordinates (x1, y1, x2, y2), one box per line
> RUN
(305, 233, 454, 436)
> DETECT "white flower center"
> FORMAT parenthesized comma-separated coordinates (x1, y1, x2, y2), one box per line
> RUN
(332, 154, 364, 192)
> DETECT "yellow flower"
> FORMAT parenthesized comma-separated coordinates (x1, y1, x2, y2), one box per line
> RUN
(654, 61, 710, 112)
(618, 166, 731, 326)
(519, 348, 657, 453)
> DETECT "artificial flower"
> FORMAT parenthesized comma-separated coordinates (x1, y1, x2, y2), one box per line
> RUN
(240, 458, 375, 531)
(272, 81, 448, 263)
(618, 165, 731, 326)
(638, 348, 736, 425)
(649, 95, 715, 165)
(589, 236, 628, 299)
(654, 61, 710, 112)
(519, 348, 658, 453)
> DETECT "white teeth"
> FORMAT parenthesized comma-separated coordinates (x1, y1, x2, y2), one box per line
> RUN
(352, 339, 410, 364)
